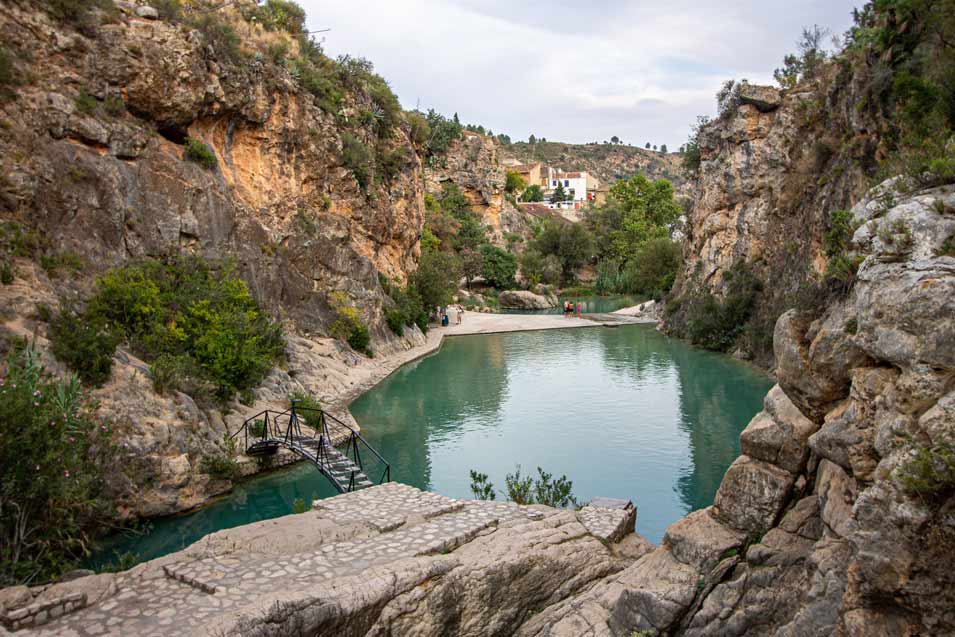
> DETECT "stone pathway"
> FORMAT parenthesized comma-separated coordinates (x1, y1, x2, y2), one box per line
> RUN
(16, 484, 635, 636)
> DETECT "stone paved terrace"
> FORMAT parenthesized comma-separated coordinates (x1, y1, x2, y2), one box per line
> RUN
(8, 484, 638, 636)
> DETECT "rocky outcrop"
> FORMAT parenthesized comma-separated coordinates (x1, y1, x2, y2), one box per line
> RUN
(497, 289, 557, 310)
(0, 0, 430, 517)
(666, 73, 891, 365)
(523, 181, 955, 636)
(424, 131, 527, 242)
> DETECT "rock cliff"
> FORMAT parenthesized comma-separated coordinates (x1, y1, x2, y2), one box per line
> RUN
(666, 74, 890, 365)
(424, 130, 526, 242)
(0, 0, 428, 517)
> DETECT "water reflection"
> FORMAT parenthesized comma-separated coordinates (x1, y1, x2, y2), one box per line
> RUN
(93, 324, 772, 566)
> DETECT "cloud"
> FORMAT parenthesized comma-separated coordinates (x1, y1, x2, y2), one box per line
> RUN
(298, 0, 860, 148)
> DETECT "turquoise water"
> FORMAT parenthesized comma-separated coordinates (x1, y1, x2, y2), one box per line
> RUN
(93, 324, 771, 567)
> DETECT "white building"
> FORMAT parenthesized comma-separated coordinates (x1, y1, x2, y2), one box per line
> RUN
(544, 168, 599, 211)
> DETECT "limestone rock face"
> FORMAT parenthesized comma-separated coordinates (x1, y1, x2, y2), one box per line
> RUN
(0, 1, 435, 516)
(740, 384, 819, 473)
(713, 455, 795, 533)
(498, 289, 558, 310)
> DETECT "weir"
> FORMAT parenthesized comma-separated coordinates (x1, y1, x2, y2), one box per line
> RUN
(233, 401, 391, 493)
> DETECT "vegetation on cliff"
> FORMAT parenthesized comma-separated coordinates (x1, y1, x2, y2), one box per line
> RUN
(0, 345, 114, 585)
(666, 0, 955, 365)
(50, 257, 284, 402)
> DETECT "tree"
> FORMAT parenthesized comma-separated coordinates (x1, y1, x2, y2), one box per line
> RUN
(479, 244, 518, 289)
(682, 115, 709, 174)
(653, 144, 658, 151)
(528, 134, 536, 144)
(460, 248, 484, 290)
(454, 214, 488, 252)
(611, 135, 620, 144)
(413, 250, 461, 309)
(645, 142, 651, 149)
(541, 254, 562, 285)
(551, 181, 567, 203)
(519, 249, 544, 284)
(504, 169, 526, 194)
(607, 175, 681, 261)
(0, 345, 114, 584)
(558, 223, 595, 277)
(660, 144, 668, 153)
(774, 25, 830, 88)
(522, 185, 544, 202)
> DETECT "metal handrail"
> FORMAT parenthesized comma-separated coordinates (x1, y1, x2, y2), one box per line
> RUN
(233, 402, 391, 493)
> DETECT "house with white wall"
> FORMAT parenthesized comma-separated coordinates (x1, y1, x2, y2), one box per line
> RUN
(544, 168, 599, 210)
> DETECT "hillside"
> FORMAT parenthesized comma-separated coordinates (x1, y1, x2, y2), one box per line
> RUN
(505, 140, 691, 197)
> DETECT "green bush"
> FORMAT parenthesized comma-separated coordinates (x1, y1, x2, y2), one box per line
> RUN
(199, 453, 239, 481)
(253, 0, 307, 34)
(0, 345, 114, 585)
(249, 419, 266, 438)
(340, 133, 373, 190)
(55, 257, 283, 400)
(686, 263, 763, 352)
(0, 261, 14, 285)
(291, 498, 309, 514)
(75, 89, 97, 115)
(490, 465, 577, 508)
(184, 137, 217, 169)
(479, 244, 518, 289)
(103, 94, 125, 117)
(385, 308, 405, 336)
(49, 305, 121, 386)
(897, 442, 955, 497)
(327, 291, 372, 355)
(0, 46, 16, 95)
(289, 391, 322, 429)
(39, 251, 83, 277)
(469, 470, 496, 500)
(192, 13, 243, 62)
(150, 352, 212, 399)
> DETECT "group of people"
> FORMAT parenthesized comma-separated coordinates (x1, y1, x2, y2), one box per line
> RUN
(438, 305, 464, 326)
(563, 300, 583, 316)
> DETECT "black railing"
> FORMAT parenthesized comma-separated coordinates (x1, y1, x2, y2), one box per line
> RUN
(230, 400, 391, 492)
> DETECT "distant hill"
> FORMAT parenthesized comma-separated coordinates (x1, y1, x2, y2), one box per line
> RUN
(504, 141, 692, 198)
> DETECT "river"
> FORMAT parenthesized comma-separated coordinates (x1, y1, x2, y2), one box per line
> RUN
(92, 323, 772, 567)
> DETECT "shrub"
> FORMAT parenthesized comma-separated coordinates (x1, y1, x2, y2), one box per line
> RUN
(199, 452, 239, 481)
(625, 238, 682, 299)
(340, 133, 373, 190)
(103, 94, 125, 117)
(49, 305, 121, 386)
(686, 263, 762, 352)
(469, 470, 496, 500)
(0, 261, 14, 285)
(897, 442, 955, 497)
(327, 291, 371, 355)
(75, 257, 282, 400)
(385, 308, 405, 336)
(75, 89, 97, 115)
(495, 465, 577, 508)
(253, 0, 307, 34)
(289, 390, 322, 429)
(479, 244, 518, 289)
(184, 137, 217, 169)
(939, 234, 955, 257)
(249, 419, 266, 438)
(39, 251, 83, 277)
(291, 498, 309, 514)
(0, 46, 16, 95)
(150, 352, 212, 399)
(192, 13, 243, 62)
(0, 345, 114, 585)
(504, 169, 526, 193)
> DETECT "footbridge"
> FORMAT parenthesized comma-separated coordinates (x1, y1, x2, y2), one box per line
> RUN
(232, 401, 390, 493)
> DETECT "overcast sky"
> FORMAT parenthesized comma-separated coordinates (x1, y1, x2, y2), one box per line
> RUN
(301, 1, 860, 149)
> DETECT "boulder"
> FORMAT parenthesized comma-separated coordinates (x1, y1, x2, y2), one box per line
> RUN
(740, 385, 819, 473)
(497, 290, 557, 310)
(815, 460, 857, 538)
(713, 455, 795, 533)
(135, 5, 160, 19)
(738, 82, 782, 112)
(663, 508, 746, 572)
